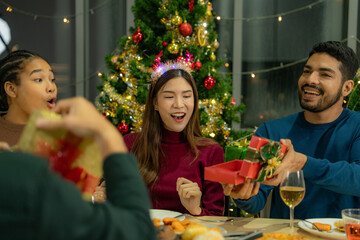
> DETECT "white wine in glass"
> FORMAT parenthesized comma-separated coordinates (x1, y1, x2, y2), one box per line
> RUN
(280, 170, 305, 232)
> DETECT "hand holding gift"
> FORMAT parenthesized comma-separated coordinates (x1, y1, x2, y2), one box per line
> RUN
(204, 136, 287, 185)
(262, 139, 307, 186)
(221, 179, 261, 200)
(18, 97, 127, 200)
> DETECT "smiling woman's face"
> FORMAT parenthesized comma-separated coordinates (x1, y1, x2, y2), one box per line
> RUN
(155, 76, 194, 132)
(6, 57, 57, 123)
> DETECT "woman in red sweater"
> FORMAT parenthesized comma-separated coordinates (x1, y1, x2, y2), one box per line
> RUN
(123, 60, 224, 216)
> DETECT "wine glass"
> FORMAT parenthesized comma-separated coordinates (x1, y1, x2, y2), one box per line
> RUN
(279, 170, 305, 232)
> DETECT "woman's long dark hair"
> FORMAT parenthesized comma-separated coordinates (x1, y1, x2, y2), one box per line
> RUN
(131, 69, 215, 184)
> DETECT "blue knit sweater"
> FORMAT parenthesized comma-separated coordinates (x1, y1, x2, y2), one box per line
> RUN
(234, 109, 360, 219)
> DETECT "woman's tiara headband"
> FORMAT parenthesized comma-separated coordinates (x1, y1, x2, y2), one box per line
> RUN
(149, 50, 194, 84)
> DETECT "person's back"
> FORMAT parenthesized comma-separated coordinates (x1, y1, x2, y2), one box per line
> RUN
(0, 97, 156, 240)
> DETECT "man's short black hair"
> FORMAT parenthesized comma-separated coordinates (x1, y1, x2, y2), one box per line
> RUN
(309, 41, 359, 82)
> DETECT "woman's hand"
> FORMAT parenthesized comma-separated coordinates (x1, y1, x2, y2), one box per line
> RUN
(176, 177, 202, 215)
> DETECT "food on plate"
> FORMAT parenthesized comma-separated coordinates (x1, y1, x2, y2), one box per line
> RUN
(257, 232, 311, 240)
(182, 223, 223, 240)
(163, 217, 180, 226)
(192, 230, 224, 240)
(152, 218, 223, 239)
(153, 218, 161, 227)
(171, 221, 185, 233)
(181, 223, 209, 240)
(334, 220, 345, 232)
(181, 219, 192, 228)
(312, 222, 332, 231)
(156, 225, 176, 240)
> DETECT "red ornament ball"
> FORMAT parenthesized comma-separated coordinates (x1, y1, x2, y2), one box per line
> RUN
(179, 23, 193, 36)
(193, 61, 202, 71)
(162, 41, 168, 47)
(204, 76, 216, 89)
(176, 56, 186, 63)
(117, 122, 129, 134)
(132, 29, 143, 43)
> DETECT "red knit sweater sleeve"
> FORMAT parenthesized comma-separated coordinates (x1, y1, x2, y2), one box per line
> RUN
(198, 144, 225, 216)
(123, 133, 138, 151)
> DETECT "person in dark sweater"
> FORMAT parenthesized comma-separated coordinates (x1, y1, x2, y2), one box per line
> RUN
(123, 59, 224, 216)
(0, 50, 57, 148)
(0, 97, 156, 240)
(222, 41, 360, 219)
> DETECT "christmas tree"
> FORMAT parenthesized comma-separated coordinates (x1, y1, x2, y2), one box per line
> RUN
(96, 0, 246, 146)
(344, 68, 360, 111)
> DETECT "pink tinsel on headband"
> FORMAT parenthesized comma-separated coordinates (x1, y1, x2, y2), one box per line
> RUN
(150, 50, 194, 84)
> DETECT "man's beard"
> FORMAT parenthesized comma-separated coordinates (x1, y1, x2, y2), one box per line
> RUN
(298, 84, 342, 113)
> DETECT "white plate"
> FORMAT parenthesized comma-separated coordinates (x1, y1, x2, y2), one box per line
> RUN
(149, 209, 227, 235)
(149, 209, 185, 221)
(298, 218, 346, 239)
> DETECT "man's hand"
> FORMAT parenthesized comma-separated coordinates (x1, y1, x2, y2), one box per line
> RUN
(221, 179, 260, 200)
(263, 139, 307, 186)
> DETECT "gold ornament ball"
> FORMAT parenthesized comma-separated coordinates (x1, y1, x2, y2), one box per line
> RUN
(167, 42, 179, 54)
(210, 53, 216, 62)
(213, 39, 220, 48)
(171, 14, 183, 26)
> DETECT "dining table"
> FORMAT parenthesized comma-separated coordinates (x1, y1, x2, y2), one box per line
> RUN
(184, 215, 345, 239)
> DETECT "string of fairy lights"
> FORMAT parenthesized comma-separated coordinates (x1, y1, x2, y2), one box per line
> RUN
(1, 0, 355, 83)
(219, 0, 327, 22)
(0, 0, 113, 22)
(2, 0, 359, 140)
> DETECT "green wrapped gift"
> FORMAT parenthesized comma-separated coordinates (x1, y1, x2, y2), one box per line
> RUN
(225, 146, 247, 162)
(225, 135, 253, 162)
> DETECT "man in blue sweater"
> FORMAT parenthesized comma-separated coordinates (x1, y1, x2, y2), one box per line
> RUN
(223, 41, 360, 219)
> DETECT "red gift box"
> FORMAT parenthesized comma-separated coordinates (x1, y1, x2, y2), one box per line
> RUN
(204, 160, 261, 185)
(204, 136, 287, 184)
(249, 136, 287, 153)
